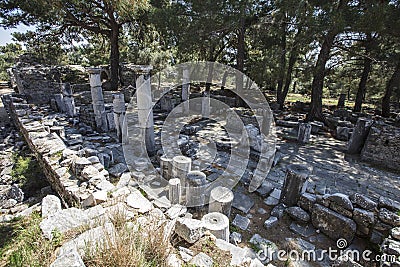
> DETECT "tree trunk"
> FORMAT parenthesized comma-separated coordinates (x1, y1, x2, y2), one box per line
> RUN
(235, 17, 245, 106)
(306, 29, 338, 122)
(354, 57, 372, 112)
(354, 34, 373, 112)
(276, 21, 287, 107)
(382, 57, 400, 117)
(109, 24, 120, 90)
(306, 0, 347, 122)
(279, 25, 303, 109)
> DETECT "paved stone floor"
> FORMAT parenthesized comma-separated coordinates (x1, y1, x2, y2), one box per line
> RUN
(275, 128, 400, 201)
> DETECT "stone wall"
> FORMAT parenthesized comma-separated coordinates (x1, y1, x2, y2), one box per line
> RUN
(361, 123, 400, 171)
(79, 106, 97, 129)
(10, 64, 87, 105)
(290, 192, 400, 246)
(7, 96, 88, 208)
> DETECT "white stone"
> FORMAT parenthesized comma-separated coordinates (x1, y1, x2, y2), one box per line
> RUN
(166, 253, 183, 267)
(95, 180, 115, 192)
(126, 189, 153, 213)
(50, 248, 85, 267)
(175, 218, 204, 243)
(41, 195, 61, 218)
(40, 208, 90, 239)
(189, 252, 213, 267)
(201, 212, 229, 242)
(81, 165, 100, 181)
(82, 190, 108, 207)
(57, 223, 115, 257)
(166, 204, 187, 219)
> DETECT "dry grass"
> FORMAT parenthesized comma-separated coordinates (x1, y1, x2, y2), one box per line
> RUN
(83, 209, 170, 267)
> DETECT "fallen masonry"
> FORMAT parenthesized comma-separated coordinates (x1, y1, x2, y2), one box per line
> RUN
(0, 61, 399, 267)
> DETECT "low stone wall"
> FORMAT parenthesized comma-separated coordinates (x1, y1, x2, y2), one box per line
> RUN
(7, 96, 87, 207)
(292, 192, 400, 246)
(361, 123, 400, 171)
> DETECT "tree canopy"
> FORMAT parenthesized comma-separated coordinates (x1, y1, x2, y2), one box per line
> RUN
(1, 0, 400, 117)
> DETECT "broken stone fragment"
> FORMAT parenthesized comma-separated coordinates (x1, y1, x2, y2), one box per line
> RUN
(108, 163, 128, 178)
(57, 223, 115, 258)
(41, 195, 61, 218)
(82, 190, 107, 207)
(298, 193, 316, 212)
(327, 193, 353, 211)
(353, 208, 375, 228)
(49, 248, 85, 267)
(349, 193, 377, 211)
(73, 157, 91, 176)
(166, 204, 187, 219)
(311, 204, 356, 243)
(392, 227, 400, 241)
(126, 189, 153, 213)
(95, 180, 115, 192)
(62, 148, 78, 160)
(285, 206, 310, 223)
(189, 252, 213, 267)
(264, 216, 278, 228)
(379, 196, 400, 213)
(175, 217, 204, 243)
(232, 192, 254, 213)
(232, 214, 250, 231)
(379, 208, 400, 227)
(289, 222, 316, 238)
(230, 232, 242, 244)
(7, 184, 24, 202)
(80, 165, 100, 181)
(166, 253, 183, 267)
(40, 208, 90, 239)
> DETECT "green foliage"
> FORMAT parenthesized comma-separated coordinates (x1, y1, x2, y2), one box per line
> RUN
(0, 43, 23, 81)
(11, 154, 33, 185)
(0, 212, 58, 267)
(229, 223, 240, 233)
(11, 152, 48, 197)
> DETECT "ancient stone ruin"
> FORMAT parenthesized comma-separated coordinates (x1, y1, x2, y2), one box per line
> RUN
(0, 58, 399, 267)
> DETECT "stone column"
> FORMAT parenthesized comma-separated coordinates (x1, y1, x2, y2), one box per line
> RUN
(87, 68, 108, 132)
(297, 123, 312, 144)
(169, 178, 181, 205)
(280, 164, 310, 206)
(113, 93, 125, 142)
(202, 90, 210, 119)
(182, 66, 190, 114)
(53, 93, 65, 113)
(209, 186, 234, 216)
(347, 118, 373, 154)
(136, 66, 155, 154)
(62, 83, 76, 117)
(185, 171, 207, 207)
(202, 212, 230, 242)
(160, 156, 173, 180)
(172, 156, 192, 186)
(337, 93, 346, 108)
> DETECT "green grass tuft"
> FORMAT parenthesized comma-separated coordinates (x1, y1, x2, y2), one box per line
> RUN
(0, 212, 58, 267)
